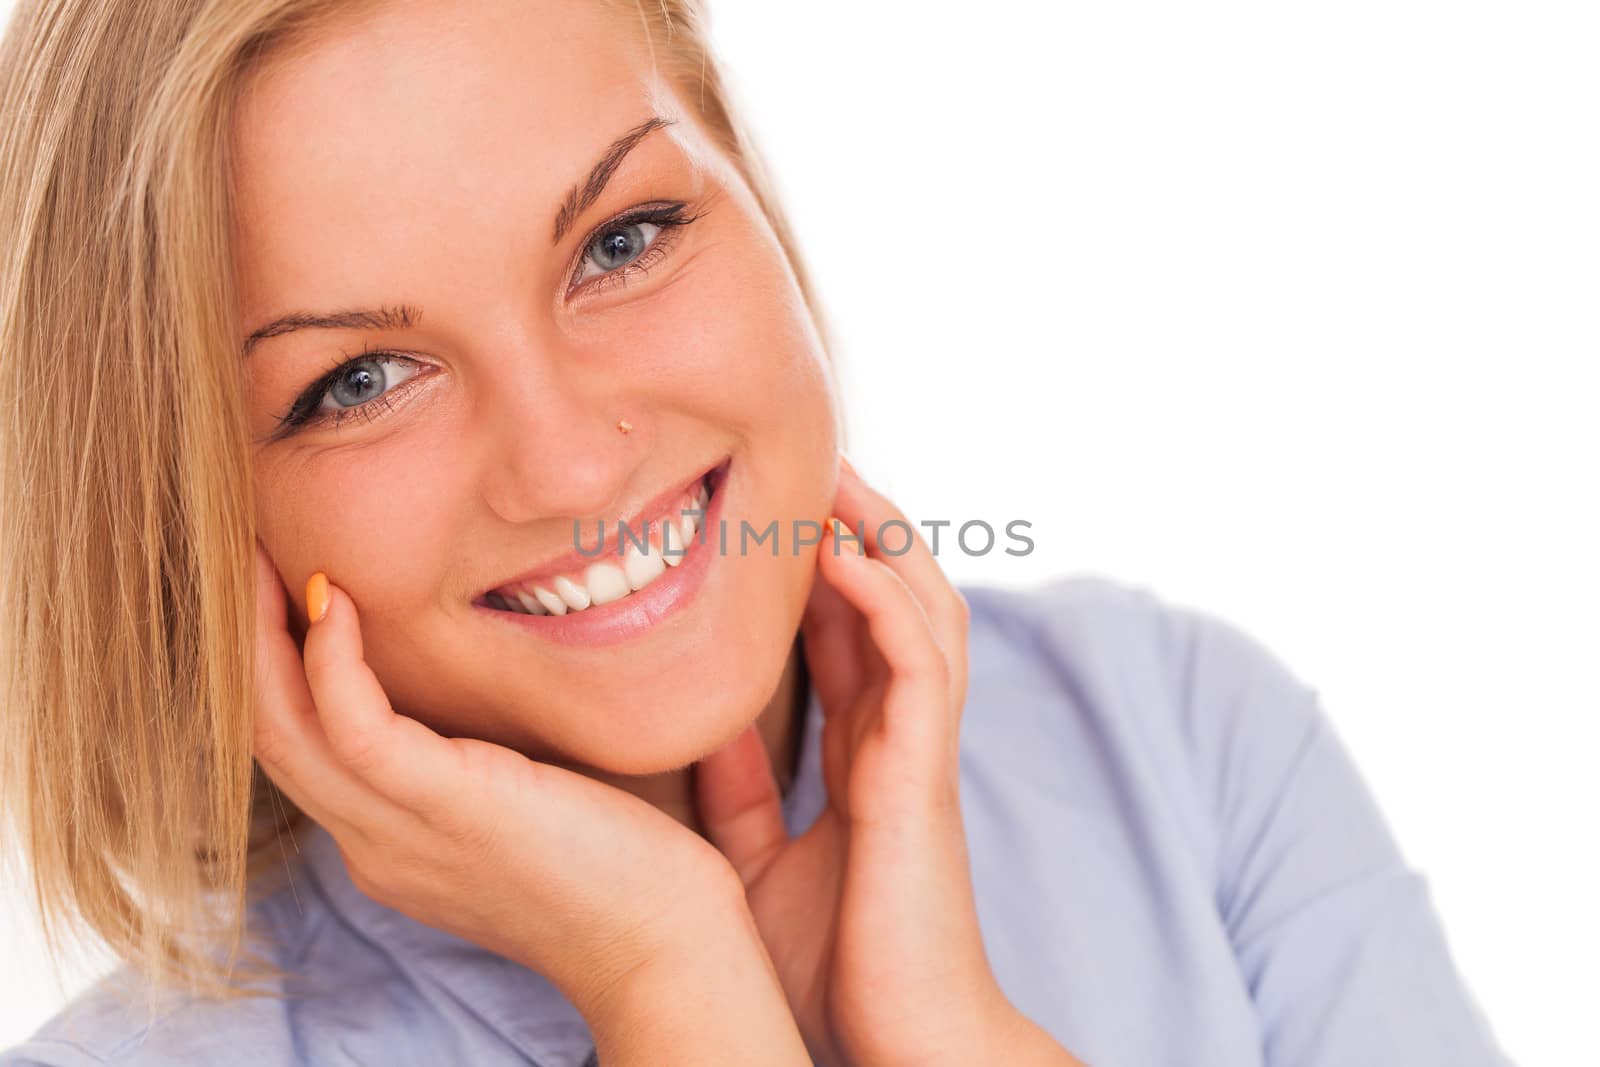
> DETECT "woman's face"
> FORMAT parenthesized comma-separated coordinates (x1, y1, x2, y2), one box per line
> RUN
(232, 0, 839, 775)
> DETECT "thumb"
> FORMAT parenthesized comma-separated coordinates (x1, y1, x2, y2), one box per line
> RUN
(694, 722, 788, 887)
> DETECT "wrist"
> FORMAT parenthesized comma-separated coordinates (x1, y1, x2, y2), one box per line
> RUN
(862, 986, 1086, 1067)
(570, 870, 812, 1066)
(958, 999, 1088, 1067)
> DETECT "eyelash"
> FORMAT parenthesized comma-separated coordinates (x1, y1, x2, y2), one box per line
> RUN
(269, 201, 704, 437)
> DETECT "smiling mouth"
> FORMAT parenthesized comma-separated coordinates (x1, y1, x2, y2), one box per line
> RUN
(475, 456, 729, 617)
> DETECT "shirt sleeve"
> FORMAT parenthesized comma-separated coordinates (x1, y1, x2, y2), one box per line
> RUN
(0, 1039, 109, 1067)
(1177, 605, 1517, 1067)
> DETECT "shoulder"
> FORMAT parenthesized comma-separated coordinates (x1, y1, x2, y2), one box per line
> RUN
(0, 966, 292, 1067)
(0, 837, 557, 1067)
(958, 571, 1180, 660)
(1, 865, 377, 1067)
(953, 573, 1324, 851)
(957, 571, 1315, 718)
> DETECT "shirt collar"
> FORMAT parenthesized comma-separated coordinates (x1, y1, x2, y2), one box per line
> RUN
(288, 681, 827, 1064)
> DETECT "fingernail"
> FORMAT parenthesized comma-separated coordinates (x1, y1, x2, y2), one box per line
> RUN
(827, 516, 863, 555)
(306, 571, 330, 624)
(838, 452, 857, 477)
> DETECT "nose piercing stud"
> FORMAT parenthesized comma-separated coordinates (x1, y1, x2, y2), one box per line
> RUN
(617, 419, 633, 435)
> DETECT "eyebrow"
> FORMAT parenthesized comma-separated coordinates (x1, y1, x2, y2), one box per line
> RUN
(240, 114, 676, 358)
(241, 303, 422, 358)
(552, 114, 676, 245)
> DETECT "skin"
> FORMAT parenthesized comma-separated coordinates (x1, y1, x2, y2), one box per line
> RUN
(235, 0, 833, 816)
(238, 0, 1085, 1062)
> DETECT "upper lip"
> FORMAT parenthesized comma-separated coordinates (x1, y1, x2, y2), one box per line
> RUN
(476, 456, 725, 600)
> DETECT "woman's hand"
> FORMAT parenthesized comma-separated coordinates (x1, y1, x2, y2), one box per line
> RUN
(248, 541, 807, 1061)
(695, 460, 1068, 1066)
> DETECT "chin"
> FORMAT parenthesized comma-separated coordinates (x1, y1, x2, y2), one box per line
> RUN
(548, 681, 764, 777)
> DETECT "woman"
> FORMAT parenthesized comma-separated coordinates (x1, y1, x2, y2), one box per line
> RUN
(0, 0, 1513, 1064)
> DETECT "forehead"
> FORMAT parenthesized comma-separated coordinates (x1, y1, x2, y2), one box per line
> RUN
(230, 0, 699, 330)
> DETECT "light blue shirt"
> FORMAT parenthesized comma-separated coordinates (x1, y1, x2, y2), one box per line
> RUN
(3, 575, 1514, 1066)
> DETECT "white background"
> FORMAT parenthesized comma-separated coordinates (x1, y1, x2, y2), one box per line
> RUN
(3, 1, 1595, 1063)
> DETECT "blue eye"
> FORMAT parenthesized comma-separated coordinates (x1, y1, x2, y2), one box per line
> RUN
(323, 355, 421, 410)
(266, 201, 705, 440)
(584, 220, 661, 273)
(570, 201, 702, 294)
(271, 350, 427, 437)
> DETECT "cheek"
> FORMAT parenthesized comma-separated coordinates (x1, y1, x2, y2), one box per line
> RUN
(629, 267, 839, 595)
(636, 255, 839, 599)
(620, 246, 836, 441)
(254, 439, 456, 612)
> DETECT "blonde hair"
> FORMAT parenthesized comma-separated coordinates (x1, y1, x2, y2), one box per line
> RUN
(0, 0, 837, 1015)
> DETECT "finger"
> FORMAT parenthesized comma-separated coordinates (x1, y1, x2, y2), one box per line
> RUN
(804, 537, 886, 818)
(815, 512, 890, 683)
(251, 542, 388, 835)
(832, 465, 965, 647)
(799, 558, 867, 719)
(694, 722, 788, 887)
(832, 465, 969, 707)
(817, 522, 952, 773)
(298, 571, 471, 818)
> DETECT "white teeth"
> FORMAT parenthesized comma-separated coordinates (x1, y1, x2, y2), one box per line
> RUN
(583, 561, 631, 605)
(623, 537, 666, 590)
(532, 585, 567, 615)
(552, 575, 591, 611)
(514, 589, 548, 616)
(663, 488, 702, 565)
(491, 471, 718, 617)
(661, 521, 685, 567)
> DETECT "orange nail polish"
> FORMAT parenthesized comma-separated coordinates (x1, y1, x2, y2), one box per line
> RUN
(306, 571, 330, 624)
(828, 516, 862, 555)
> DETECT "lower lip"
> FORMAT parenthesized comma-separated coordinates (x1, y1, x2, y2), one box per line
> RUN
(473, 458, 731, 648)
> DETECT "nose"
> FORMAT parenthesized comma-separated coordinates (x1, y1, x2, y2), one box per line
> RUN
(476, 350, 648, 526)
